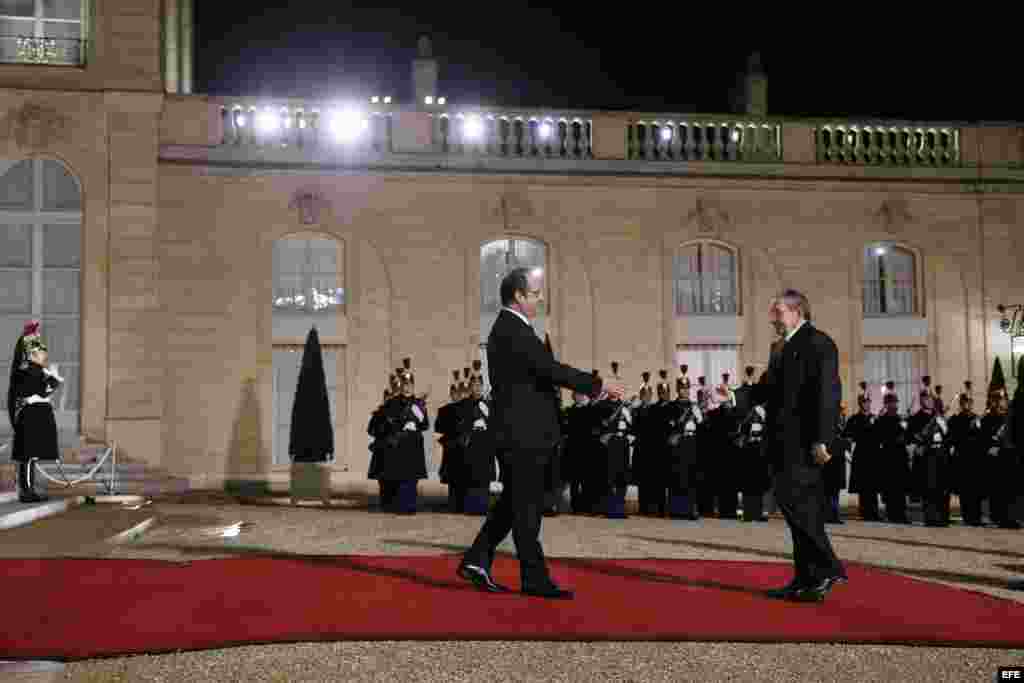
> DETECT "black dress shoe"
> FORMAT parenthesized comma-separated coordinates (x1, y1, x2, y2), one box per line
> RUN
(18, 491, 46, 504)
(766, 579, 807, 600)
(522, 585, 574, 600)
(792, 575, 847, 603)
(457, 564, 510, 593)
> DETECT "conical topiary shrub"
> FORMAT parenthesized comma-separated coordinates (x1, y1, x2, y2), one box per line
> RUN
(289, 326, 334, 463)
(990, 357, 1007, 398)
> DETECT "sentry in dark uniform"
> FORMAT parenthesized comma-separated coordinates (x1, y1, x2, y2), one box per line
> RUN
(367, 359, 429, 514)
(824, 402, 851, 524)
(874, 391, 911, 524)
(845, 384, 881, 521)
(665, 384, 701, 520)
(948, 390, 985, 525)
(437, 370, 467, 512)
(910, 395, 952, 527)
(460, 369, 496, 515)
(593, 361, 631, 519)
(7, 321, 63, 503)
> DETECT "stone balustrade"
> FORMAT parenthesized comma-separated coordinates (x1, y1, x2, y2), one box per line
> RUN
(627, 118, 782, 162)
(429, 110, 593, 158)
(217, 99, 395, 151)
(816, 123, 960, 166)
(189, 98, 1022, 169)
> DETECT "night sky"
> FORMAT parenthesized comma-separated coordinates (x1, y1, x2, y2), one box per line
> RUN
(195, 5, 1017, 122)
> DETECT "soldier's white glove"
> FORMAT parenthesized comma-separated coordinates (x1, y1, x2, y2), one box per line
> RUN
(754, 405, 766, 419)
(42, 365, 64, 383)
(473, 418, 486, 429)
(25, 394, 50, 405)
(403, 421, 417, 431)
(751, 423, 763, 433)
(988, 447, 1000, 457)
(630, 398, 642, 410)
(693, 408, 703, 422)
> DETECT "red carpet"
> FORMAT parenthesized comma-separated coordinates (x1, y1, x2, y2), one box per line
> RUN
(2, 555, 1023, 660)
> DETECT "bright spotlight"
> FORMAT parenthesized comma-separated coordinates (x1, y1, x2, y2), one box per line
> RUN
(660, 127, 672, 142)
(370, 96, 379, 104)
(256, 110, 278, 133)
(875, 247, 886, 256)
(731, 130, 740, 143)
(437, 97, 446, 105)
(383, 96, 392, 104)
(329, 110, 368, 143)
(233, 111, 247, 128)
(424, 95, 434, 105)
(539, 122, 552, 139)
(465, 115, 484, 140)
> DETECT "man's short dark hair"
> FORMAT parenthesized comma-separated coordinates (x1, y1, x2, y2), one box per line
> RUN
(500, 267, 532, 307)
(777, 288, 812, 323)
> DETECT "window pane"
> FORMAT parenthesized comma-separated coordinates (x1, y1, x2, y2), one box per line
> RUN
(43, 223, 80, 267)
(0, 159, 33, 210)
(0, 224, 32, 267)
(0, 270, 32, 313)
(885, 249, 915, 315)
(0, 361, 8, 414)
(41, 0, 79, 20)
(40, 316, 78, 362)
(272, 238, 345, 326)
(863, 246, 883, 315)
(0, 316, 29, 362)
(40, 19, 78, 39)
(864, 346, 928, 413)
(41, 160, 81, 211)
(42, 269, 79, 313)
(53, 362, 77, 411)
(702, 245, 737, 314)
(479, 238, 547, 338)
(0, 1, 35, 17)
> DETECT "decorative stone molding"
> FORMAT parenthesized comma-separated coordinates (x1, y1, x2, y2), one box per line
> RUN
(288, 188, 331, 226)
(484, 190, 536, 228)
(1, 102, 71, 150)
(685, 197, 730, 236)
(874, 197, 913, 235)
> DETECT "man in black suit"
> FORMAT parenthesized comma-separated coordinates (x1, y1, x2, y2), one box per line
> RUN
(757, 289, 847, 603)
(459, 267, 626, 599)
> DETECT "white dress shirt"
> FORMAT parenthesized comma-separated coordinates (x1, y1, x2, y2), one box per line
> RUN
(785, 319, 806, 343)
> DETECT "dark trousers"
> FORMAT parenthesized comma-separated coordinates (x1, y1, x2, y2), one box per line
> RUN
(697, 487, 717, 517)
(858, 490, 881, 520)
(959, 493, 985, 524)
(464, 449, 551, 589)
(742, 493, 765, 521)
(668, 485, 697, 519)
(826, 491, 841, 521)
(882, 491, 908, 523)
(773, 465, 844, 585)
(717, 488, 739, 518)
(639, 484, 668, 516)
(448, 483, 466, 513)
(923, 492, 951, 525)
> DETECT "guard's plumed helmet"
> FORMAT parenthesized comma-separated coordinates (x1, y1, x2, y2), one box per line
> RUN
(472, 359, 482, 379)
(400, 358, 415, 388)
(657, 370, 671, 400)
(745, 365, 755, 379)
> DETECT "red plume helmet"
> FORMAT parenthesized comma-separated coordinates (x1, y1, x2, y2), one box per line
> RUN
(23, 320, 40, 337)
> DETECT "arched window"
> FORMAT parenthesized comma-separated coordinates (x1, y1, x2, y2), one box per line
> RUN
(271, 236, 346, 466)
(0, 158, 82, 448)
(673, 241, 738, 315)
(479, 238, 547, 391)
(864, 243, 916, 315)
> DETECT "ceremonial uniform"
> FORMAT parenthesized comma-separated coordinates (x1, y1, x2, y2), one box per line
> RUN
(845, 392, 881, 521)
(985, 391, 1020, 529)
(7, 321, 63, 503)
(665, 394, 701, 519)
(824, 408, 850, 523)
(564, 392, 596, 514)
(367, 359, 430, 513)
(912, 411, 952, 526)
(459, 370, 496, 515)
(593, 363, 631, 518)
(437, 371, 467, 512)
(948, 398, 985, 525)
(874, 400, 911, 523)
(635, 371, 669, 516)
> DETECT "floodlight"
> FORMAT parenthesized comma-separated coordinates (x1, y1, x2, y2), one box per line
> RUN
(465, 115, 484, 140)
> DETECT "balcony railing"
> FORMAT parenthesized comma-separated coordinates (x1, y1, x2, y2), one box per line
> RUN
(430, 111, 592, 158)
(628, 119, 781, 162)
(817, 123, 960, 167)
(220, 101, 394, 151)
(0, 35, 86, 66)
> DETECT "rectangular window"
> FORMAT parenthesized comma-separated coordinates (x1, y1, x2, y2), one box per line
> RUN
(864, 245, 916, 316)
(674, 243, 738, 315)
(0, 0, 87, 66)
(863, 346, 927, 414)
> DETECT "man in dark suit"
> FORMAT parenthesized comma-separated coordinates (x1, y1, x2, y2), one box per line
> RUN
(756, 289, 847, 603)
(459, 267, 626, 599)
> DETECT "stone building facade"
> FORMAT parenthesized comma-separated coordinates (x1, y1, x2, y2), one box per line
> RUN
(1, 0, 1022, 491)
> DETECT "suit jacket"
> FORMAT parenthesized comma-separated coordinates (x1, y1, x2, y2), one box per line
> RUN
(487, 309, 601, 454)
(755, 323, 841, 472)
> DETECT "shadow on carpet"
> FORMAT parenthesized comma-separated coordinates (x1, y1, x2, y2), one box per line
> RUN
(2, 555, 1023, 660)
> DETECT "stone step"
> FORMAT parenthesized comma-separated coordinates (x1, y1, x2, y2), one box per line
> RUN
(40, 476, 191, 496)
(0, 496, 78, 531)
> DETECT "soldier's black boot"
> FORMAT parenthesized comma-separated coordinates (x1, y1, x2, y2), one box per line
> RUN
(18, 461, 45, 504)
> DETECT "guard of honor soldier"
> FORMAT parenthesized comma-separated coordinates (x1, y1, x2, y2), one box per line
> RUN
(367, 358, 430, 514)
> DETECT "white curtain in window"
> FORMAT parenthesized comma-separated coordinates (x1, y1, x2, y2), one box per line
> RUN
(673, 245, 700, 315)
(885, 248, 915, 315)
(863, 346, 927, 415)
(704, 244, 737, 314)
(479, 238, 547, 341)
(272, 347, 340, 466)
